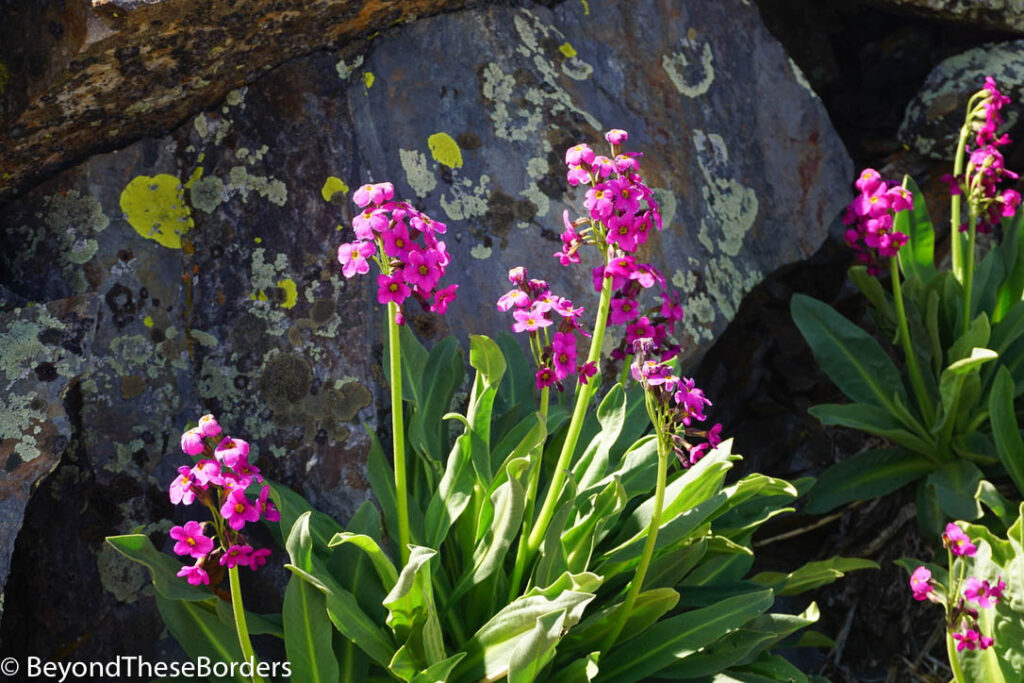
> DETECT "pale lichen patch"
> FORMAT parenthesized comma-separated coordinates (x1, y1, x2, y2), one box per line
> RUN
(693, 130, 758, 258)
(662, 35, 715, 98)
(399, 148, 438, 198)
(440, 174, 491, 221)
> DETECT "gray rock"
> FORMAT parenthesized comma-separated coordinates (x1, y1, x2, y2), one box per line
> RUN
(868, 0, 1024, 35)
(0, 0, 851, 661)
(0, 295, 97, 613)
(899, 40, 1024, 159)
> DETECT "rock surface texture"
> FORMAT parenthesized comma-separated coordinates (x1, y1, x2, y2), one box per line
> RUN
(869, 0, 1024, 35)
(0, 0, 852, 663)
(899, 40, 1024, 159)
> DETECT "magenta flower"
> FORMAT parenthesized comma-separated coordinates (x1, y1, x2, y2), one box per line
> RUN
(181, 428, 204, 456)
(338, 241, 376, 278)
(431, 284, 459, 314)
(605, 129, 629, 145)
(220, 544, 254, 568)
(190, 459, 222, 487)
(377, 272, 411, 305)
(257, 485, 281, 522)
(609, 297, 640, 325)
(497, 288, 531, 311)
(909, 566, 934, 601)
(404, 249, 442, 292)
(565, 143, 595, 166)
(197, 414, 222, 438)
(382, 221, 414, 259)
(512, 308, 552, 333)
(215, 437, 250, 470)
(578, 361, 598, 385)
(169, 466, 198, 505)
(249, 548, 272, 570)
(170, 521, 215, 559)
(551, 331, 577, 380)
(707, 423, 723, 447)
(177, 564, 211, 586)
(352, 182, 395, 207)
(221, 489, 261, 531)
(964, 577, 1001, 608)
(943, 523, 977, 557)
(535, 367, 556, 390)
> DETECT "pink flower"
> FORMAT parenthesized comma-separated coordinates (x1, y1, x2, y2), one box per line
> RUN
(854, 168, 883, 194)
(197, 414, 221, 438)
(215, 437, 250, 470)
(584, 184, 615, 220)
(249, 548, 272, 570)
(377, 272, 411, 305)
(497, 288, 531, 311)
(169, 466, 198, 505)
(577, 361, 598, 385)
(220, 544, 254, 568)
(909, 566, 933, 601)
(944, 523, 977, 557)
(605, 129, 629, 145)
(403, 249, 442, 291)
(707, 423, 723, 447)
(535, 367, 556, 390)
(953, 627, 994, 652)
(512, 308, 552, 333)
(964, 577, 1001, 608)
(382, 222, 414, 259)
(352, 182, 394, 207)
(609, 297, 640, 325)
(177, 564, 210, 586)
(431, 284, 459, 314)
(257, 485, 281, 522)
(221, 489, 261, 531)
(170, 520, 215, 559)
(190, 459, 222, 487)
(337, 241, 376, 278)
(551, 331, 577, 380)
(508, 267, 527, 285)
(565, 143, 595, 166)
(180, 428, 204, 456)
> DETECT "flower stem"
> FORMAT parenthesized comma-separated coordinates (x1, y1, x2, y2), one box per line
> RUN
(600, 429, 668, 653)
(946, 629, 967, 683)
(963, 205, 978, 335)
(524, 253, 614, 561)
(387, 301, 411, 565)
(891, 257, 935, 426)
(508, 386, 550, 600)
(228, 566, 266, 683)
(951, 124, 972, 282)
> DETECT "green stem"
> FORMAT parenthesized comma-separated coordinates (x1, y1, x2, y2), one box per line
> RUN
(600, 430, 669, 653)
(963, 204, 978, 335)
(387, 301, 411, 566)
(228, 566, 266, 683)
(524, 253, 615, 560)
(891, 257, 935, 426)
(508, 386, 550, 600)
(951, 124, 972, 282)
(946, 631, 967, 683)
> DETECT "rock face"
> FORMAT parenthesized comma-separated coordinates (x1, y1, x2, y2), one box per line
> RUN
(0, 0, 851, 663)
(0, 0, 478, 201)
(868, 0, 1024, 35)
(899, 40, 1024, 159)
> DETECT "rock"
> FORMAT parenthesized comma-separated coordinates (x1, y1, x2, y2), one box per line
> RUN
(0, 0, 851, 662)
(867, 0, 1024, 35)
(0, 0, 481, 201)
(0, 294, 97, 613)
(899, 40, 1024, 159)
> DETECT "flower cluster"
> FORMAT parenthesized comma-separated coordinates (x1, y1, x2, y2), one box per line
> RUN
(497, 267, 595, 390)
(557, 129, 663, 263)
(630, 339, 722, 467)
(337, 182, 458, 324)
(942, 77, 1020, 233)
(841, 169, 913, 276)
(170, 415, 280, 585)
(909, 523, 1008, 653)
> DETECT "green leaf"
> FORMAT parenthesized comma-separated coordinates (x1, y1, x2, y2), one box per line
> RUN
(596, 589, 774, 683)
(791, 294, 907, 409)
(329, 533, 399, 589)
(935, 348, 998, 439)
(994, 211, 1024, 323)
(283, 573, 339, 683)
(915, 478, 945, 537)
(990, 367, 1024, 498)
(573, 384, 628, 492)
(449, 572, 599, 683)
(750, 557, 878, 596)
(896, 176, 937, 285)
(949, 314, 991, 363)
(105, 534, 213, 602)
(561, 588, 679, 657)
(848, 265, 895, 322)
(927, 460, 983, 521)
(154, 595, 247, 683)
(563, 477, 628, 573)
(410, 653, 467, 683)
(804, 448, 934, 514)
(729, 652, 810, 683)
(974, 247, 1006, 316)
(409, 335, 464, 464)
(266, 479, 345, 554)
(385, 546, 446, 671)
(808, 403, 932, 456)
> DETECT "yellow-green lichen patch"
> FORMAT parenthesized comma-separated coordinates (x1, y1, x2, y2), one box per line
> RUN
(580, 0, 590, 15)
(789, 58, 816, 98)
(185, 166, 204, 189)
(321, 176, 350, 201)
(119, 174, 194, 249)
(189, 176, 224, 214)
(277, 279, 298, 309)
(400, 148, 438, 198)
(662, 36, 715, 98)
(559, 42, 577, 58)
(428, 132, 463, 169)
(225, 89, 244, 107)
(363, 72, 375, 90)
(142, 316, 154, 328)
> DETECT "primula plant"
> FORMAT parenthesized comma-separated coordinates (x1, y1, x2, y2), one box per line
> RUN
(106, 130, 872, 682)
(793, 77, 1024, 533)
(899, 512, 1024, 682)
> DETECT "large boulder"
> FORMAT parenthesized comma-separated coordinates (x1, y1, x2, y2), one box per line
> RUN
(866, 0, 1024, 35)
(0, 0, 851, 662)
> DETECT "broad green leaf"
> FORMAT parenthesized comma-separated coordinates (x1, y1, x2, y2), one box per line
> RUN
(213, 601, 283, 638)
(573, 384, 628, 492)
(333, 501, 388, 623)
(927, 460, 983, 521)
(266, 479, 345, 554)
(365, 425, 400, 557)
(154, 595, 247, 683)
(329, 533, 399, 588)
(556, 652, 600, 682)
(283, 573, 339, 683)
(654, 628, 777, 679)
(729, 652, 809, 683)
(977, 479, 1016, 529)
(449, 572, 599, 683)
(563, 477, 628, 573)
(410, 653, 467, 683)
(425, 432, 475, 549)
(494, 332, 538, 441)
(791, 294, 907, 409)
(644, 539, 708, 589)
(935, 348, 998, 439)
(409, 335, 464, 466)
(105, 534, 213, 602)
(949, 314, 991, 363)
(916, 478, 945, 537)
(385, 546, 446, 670)
(507, 610, 570, 683)
(973, 247, 1006, 317)
(561, 588, 679, 657)
(470, 334, 507, 388)
(896, 176, 937, 285)
(848, 265, 895, 322)
(596, 590, 774, 683)
(990, 367, 1024, 498)
(994, 212, 1024, 322)
(750, 557, 878, 596)
(804, 448, 934, 514)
